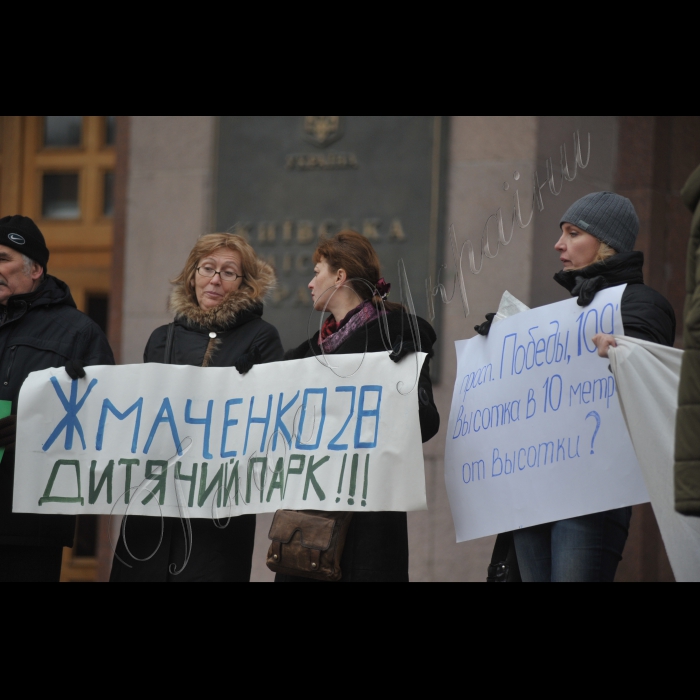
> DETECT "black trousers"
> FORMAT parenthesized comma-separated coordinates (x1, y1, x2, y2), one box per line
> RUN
(110, 514, 256, 582)
(0, 545, 63, 582)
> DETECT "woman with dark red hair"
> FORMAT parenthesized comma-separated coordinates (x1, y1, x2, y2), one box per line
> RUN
(275, 230, 440, 582)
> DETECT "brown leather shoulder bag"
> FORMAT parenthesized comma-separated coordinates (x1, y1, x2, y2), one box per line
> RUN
(266, 510, 353, 581)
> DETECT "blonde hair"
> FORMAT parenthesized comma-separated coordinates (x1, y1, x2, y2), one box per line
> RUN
(592, 241, 617, 264)
(568, 240, 617, 271)
(172, 233, 269, 304)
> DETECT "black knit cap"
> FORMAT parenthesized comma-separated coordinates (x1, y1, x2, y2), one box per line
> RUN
(0, 215, 49, 270)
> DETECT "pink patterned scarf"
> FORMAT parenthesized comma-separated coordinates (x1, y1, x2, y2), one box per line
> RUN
(318, 300, 382, 353)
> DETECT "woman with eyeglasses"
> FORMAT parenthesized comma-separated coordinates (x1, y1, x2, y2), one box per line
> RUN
(110, 233, 283, 582)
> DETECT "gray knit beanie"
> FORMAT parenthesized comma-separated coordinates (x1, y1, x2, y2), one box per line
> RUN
(559, 192, 639, 253)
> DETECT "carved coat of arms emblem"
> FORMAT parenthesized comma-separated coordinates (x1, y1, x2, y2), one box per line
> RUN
(303, 116, 343, 147)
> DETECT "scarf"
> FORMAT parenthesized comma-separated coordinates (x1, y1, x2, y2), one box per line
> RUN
(318, 299, 381, 353)
(553, 251, 644, 306)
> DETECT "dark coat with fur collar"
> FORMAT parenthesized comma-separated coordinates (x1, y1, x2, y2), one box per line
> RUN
(143, 285, 283, 369)
(276, 310, 440, 583)
(110, 270, 283, 582)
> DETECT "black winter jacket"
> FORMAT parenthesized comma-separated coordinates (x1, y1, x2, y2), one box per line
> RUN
(0, 276, 114, 547)
(276, 309, 440, 583)
(110, 274, 284, 582)
(554, 251, 676, 345)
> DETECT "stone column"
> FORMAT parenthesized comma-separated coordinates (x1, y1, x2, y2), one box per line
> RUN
(408, 116, 538, 581)
(121, 116, 216, 364)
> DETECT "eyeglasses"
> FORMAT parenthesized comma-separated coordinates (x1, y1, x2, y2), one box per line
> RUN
(196, 265, 242, 282)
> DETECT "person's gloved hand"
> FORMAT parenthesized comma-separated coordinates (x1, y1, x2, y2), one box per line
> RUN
(389, 337, 416, 363)
(0, 414, 17, 451)
(65, 360, 86, 380)
(235, 346, 262, 374)
(474, 312, 496, 336)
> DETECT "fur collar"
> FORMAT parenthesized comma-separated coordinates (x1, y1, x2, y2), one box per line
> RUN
(169, 258, 276, 331)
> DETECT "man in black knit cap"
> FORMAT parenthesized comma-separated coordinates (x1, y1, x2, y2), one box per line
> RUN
(0, 215, 114, 582)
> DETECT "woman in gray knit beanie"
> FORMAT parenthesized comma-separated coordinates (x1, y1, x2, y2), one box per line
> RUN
(509, 191, 676, 582)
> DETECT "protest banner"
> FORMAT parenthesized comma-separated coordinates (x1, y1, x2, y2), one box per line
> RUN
(444, 285, 649, 542)
(13, 353, 427, 518)
(609, 337, 700, 582)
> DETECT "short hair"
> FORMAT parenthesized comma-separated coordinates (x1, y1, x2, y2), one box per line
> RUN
(21, 253, 45, 280)
(172, 233, 271, 304)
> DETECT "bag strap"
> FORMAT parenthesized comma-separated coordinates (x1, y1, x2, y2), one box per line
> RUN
(490, 532, 512, 564)
(487, 532, 522, 582)
(164, 323, 175, 364)
(487, 531, 519, 582)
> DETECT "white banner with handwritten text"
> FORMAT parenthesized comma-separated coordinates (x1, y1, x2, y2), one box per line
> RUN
(13, 353, 427, 518)
(445, 285, 649, 542)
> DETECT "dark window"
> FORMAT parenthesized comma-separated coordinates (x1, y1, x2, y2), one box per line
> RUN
(44, 116, 82, 147)
(105, 116, 116, 146)
(86, 293, 109, 333)
(42, 173, 80, 219)
(103, 171, 115, 217)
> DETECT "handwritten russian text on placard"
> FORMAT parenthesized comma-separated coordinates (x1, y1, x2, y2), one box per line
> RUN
(444, 286, 648, 542)
(13, 354, 427, 518)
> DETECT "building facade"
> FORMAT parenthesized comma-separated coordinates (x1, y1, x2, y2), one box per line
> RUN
(0, 116, 116, 581)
